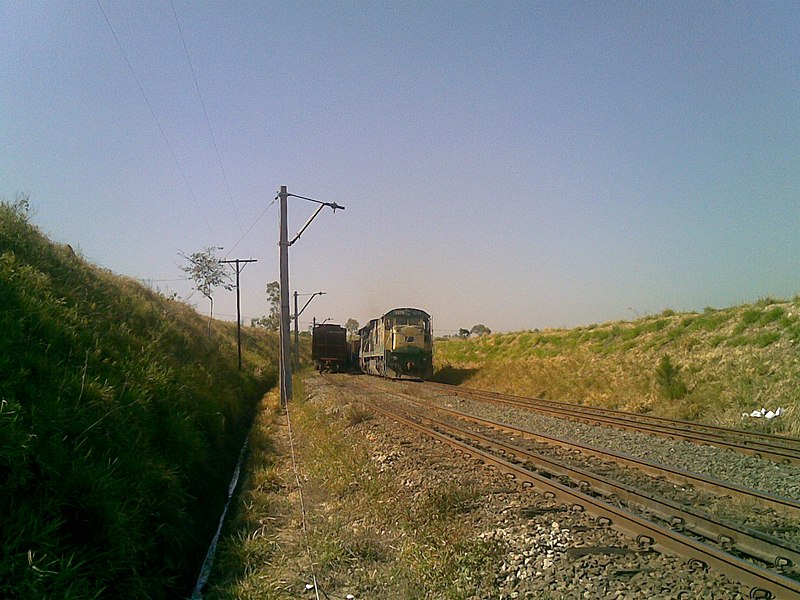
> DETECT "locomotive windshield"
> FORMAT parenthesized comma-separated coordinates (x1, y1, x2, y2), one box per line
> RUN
(386, 316, 429, 330)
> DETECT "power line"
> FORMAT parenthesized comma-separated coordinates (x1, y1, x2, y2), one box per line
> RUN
(284, 400, 321, 600)
(96, 0, 213, 237)
(169, 0, 244, 238)
(223, 197, 277, 258)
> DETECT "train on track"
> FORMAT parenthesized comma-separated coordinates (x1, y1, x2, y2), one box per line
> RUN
(311, 323, 349, 372)
(310, 307, 433, 379)
(358, 307, 433, 379)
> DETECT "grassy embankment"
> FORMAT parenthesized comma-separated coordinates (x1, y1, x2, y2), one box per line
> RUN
(0, 201, 280, 598)
(434, 299, 800, 436)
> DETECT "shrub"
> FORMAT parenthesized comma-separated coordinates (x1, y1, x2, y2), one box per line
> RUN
(655, 355, 688, 400)
(758, 306, 785, 326)
(740, 308, 761, 326)
(345, 404, 373, 426)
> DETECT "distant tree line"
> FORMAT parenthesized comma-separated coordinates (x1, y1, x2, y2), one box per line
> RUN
(457, 324, 491, 338)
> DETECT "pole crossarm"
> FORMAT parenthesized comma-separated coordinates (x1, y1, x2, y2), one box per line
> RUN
(293, 291, 326, 369)
(287, 193, 345, 212)
(274, 193, 346, 246)
(288, 205, 324, 246)
(298, 291, 326, 318)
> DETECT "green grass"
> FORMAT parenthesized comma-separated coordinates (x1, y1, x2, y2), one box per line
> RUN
(0, 201, 283, 598)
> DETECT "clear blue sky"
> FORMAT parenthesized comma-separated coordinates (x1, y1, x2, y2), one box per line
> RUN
(2, 1, 799, 334)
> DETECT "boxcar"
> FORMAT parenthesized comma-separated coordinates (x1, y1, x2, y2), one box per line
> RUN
(311, 324, 348, 372)
(358, 308, 433, 379)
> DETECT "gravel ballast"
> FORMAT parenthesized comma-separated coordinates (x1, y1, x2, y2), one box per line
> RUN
(392, 379, 800, 501)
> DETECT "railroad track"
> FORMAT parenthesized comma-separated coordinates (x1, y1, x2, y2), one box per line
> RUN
(424, 382, 800, 466)
(333, 375, 800, 599)
(394, 389, 800, 519)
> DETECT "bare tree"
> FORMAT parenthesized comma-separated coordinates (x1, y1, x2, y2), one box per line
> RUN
(179, 247, 232, 334)
(12, 192, 31, 218)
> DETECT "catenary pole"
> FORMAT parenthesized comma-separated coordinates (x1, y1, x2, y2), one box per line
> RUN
(220, 258, 257, 371)
(293, 291, 298, 369)
(276, 186, 344, 404)
(293, 291, 326, 368)
(278, 186, 292, 404)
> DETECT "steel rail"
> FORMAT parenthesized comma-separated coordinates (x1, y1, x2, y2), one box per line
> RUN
(377, 384, 800, 520)
(384, 399, 800, 572)
(424, 382, 800, 465)
(361, 398, 800, 600)
(334, 377, 800, 583)
(423, 382, 800, 451)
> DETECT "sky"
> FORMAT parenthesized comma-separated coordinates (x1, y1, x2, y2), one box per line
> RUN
(2, 1, 799, 335)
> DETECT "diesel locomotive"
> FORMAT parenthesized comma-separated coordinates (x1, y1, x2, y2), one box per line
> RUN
(358, 307, 433, 379)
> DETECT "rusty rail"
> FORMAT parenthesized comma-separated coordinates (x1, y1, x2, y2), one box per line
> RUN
(424, 382, 800, 465)
(362, 398, 800, 599)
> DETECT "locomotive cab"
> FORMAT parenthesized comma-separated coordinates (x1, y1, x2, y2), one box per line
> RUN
(359, 308, 433, 379)
(390, 324, 428, 376)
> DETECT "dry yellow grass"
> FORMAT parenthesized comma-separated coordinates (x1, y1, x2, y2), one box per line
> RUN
(435, 298, 800, 436)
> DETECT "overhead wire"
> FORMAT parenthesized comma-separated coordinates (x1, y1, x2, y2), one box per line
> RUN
(168, 0, 245, 239)
(96, 0, 214, 238)
(138, 277, 188, 283)
(223, 197, 277, 258)
(98, 4, 297, 342)
(100, 1, 282, 276)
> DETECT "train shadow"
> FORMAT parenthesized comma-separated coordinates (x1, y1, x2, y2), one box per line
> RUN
(430, 366, 479, 385)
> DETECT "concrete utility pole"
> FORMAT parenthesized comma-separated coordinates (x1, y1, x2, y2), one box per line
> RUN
(220, 258, 257, 371)
(276, 186, 345, 406)
(278, 186, 292, 405)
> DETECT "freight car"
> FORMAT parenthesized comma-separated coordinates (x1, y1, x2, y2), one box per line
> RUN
(311, 323, 348, 372)
(358, 308, 433, 379)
